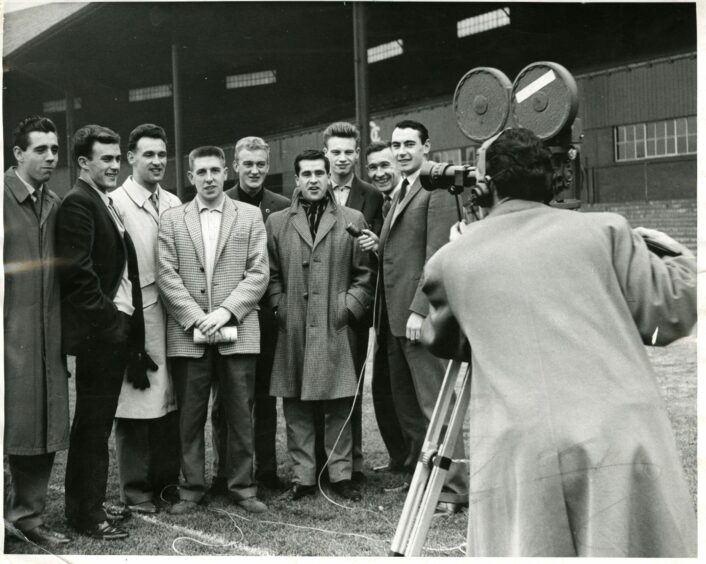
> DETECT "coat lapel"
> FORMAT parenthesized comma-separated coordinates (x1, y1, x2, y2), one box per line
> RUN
(214, 198, 237, 267)
(124, 179, 160, 225)
(290, 206, 314, 248)
(184, 199, 206, 268)
(390, 177, 421, 229)
(347, 178, 364, 212)
(313, 205, 336, 250)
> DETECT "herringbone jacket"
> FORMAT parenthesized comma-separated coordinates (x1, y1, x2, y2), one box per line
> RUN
(157, 196, 269, 357)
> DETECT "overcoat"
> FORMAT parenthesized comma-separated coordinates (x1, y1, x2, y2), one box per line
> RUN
(421, 199, 697, 557)
(111, 178, 181, 419)
(266, 191, 374, 400)
(157, 196, 269, 357)
(3, 168, 70, 455)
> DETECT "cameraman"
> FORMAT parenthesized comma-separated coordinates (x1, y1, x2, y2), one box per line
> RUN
(421, 128, 696, 557)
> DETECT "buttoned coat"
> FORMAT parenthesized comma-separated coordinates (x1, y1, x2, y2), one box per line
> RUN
(157, 196, 269, 357)
(266, 192, 374, 400)
(4, 169, 70, 455)
(111, 178, 181, 419)
(421, 199, 697, 557)
(375, 175, 458, 336)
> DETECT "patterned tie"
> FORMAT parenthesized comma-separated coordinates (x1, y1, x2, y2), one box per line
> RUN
(31, 187, 43, 219)
(149, 192, 159, 214)
(382, 194, 392, 218)
(399, 178, 409, 203)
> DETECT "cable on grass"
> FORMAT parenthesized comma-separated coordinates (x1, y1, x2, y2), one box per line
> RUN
(424, 540, 467, 555)
(4, 520, 73, 563)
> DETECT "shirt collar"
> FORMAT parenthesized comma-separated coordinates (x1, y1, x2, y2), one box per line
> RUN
(14, 169, 42, 198)
(196, 194, 226, 213)
(80, 171, 112, 206)
(401, 168, 421, 187)
(126, 175, 161, 207)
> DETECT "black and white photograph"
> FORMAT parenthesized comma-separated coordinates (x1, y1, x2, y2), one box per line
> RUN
(1, 0, 698, 558)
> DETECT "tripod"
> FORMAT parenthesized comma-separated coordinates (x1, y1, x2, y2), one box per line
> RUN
(389, 359, 471, 556)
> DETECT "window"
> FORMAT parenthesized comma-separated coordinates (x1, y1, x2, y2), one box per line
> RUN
(43, 98, 82, 113)
(226, 70, 277, 89)
(367, 39, 403, 63)
(615, 116, 696, 161)
(129, 84, 172, 102)
(457, 8, 510, 38)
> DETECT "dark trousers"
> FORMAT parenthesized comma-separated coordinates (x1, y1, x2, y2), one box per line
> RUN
(65, 342, 128, 527)
(315, 324, 366, 474)
(5, 453, 56, 532)
(283, 397, 354, 485)
(212, 337, 278, 482)
(371, 329, 408, 470)
(173, 349, 256, 502)
(114, 411, 180, 505)
(386, 329, 469, 504)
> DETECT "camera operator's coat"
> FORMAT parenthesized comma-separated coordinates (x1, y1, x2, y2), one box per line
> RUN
(266, 192, 374, 400)
(421, 199, 697, 557)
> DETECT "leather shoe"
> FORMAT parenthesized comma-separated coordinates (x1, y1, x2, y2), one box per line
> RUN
(434, 501, 462, 517)
(330, 479, 362, 501)
(103, 502, 131, 522)
(128, 501, 158, 514)
(74, 520, 128, 540)
(351, 471, 367, 485)
(291, 484, 317, 500)
(235, 497, 267, 514)
(258, 473, 285, 490)
(23, 525, 71, 545)
(209, 477, 228, 496)
(169, 500, 200, 515)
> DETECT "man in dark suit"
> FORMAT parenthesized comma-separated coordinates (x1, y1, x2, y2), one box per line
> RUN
(209, 136, 290, 494)
(57, 124, 153, 539)
(4, 116, 70, 546)
(376, 120, 469, 514)
(319, 122, 383, 484)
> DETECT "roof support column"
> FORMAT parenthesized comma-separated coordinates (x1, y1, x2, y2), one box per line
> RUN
(353, 3, 369, 179)
(172, 38, 185, 199)
(64, 91, 76, 185)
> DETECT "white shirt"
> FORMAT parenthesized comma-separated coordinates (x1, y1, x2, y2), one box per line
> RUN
(391, 167, 422, 222)
(332, 180, 352, 206)
(196, 195, 225, 311)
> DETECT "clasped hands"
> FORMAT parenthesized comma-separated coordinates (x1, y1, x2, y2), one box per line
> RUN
(195, 307, 233, 344)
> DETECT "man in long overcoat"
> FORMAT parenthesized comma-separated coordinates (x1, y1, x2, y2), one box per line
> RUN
(266, 150, 374, 502)
(4, 116, 70, 546)
(111, 124, 182, 513)
(421, 128, 697, 557)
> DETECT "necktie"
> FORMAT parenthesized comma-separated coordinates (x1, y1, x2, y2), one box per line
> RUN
(382, 194, 392, 218)
(31, 188, 43, 219)
(149, 192, 159, 214)
(399, 178, 409, 203)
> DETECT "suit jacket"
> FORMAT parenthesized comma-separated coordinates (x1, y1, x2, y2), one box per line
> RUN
(266, 191, 374, 400)
(421, 199, 697, 557)
(345, 176, 384, 236)
(157, 196, 269, 357)
(111, 178, 182, 418)
(4, 168, 69, 454)
(56, 178, 144, 355)
(225, 183, 290, 225)
(375, 174, 458, 337)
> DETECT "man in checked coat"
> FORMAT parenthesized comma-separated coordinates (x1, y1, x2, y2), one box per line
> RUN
(157, 145, 269, 515)
(266, 150, 374, 502)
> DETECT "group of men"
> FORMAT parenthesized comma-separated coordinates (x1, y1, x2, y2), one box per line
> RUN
(4, 115, 468, 545)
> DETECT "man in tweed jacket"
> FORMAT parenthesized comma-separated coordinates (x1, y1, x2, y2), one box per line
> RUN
(157, 146, 269, 515)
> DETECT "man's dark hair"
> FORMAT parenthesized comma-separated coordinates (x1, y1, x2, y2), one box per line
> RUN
(13, 115, 58, 151)
(127, 123, 167, 153)
(393, 120, 429, 144)
(188, 145, 225, 170)
(72, 125, 120, 164)
(486, 128, 553, 203)
(322, 121, 360, 147)
(365, 140, 391, 158)
(294, 149, 330, 175)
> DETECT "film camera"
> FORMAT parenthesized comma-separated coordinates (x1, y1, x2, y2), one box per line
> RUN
(420, 61, 583, 212)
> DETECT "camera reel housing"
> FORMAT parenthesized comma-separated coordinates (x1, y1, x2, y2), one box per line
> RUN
(422, 62, 583, 209)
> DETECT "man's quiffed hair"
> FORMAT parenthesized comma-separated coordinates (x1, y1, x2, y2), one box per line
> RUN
(393, 120, 429, 144)
(234, 136, 270, 162)
(486, 128, 553, 203)
(72, 125, 120, 164)
(294, 149, 330, 175)
(365, 140, 391, 158)
(188, 145, 226, 169)
(127, 123, 167, 153)
(323, 122, 360, 147)
(13, 115, 58, 151)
